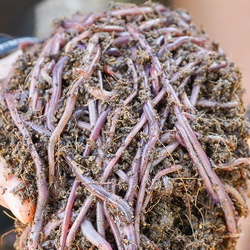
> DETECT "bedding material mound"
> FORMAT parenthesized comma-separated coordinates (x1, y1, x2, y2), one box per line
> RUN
(0, 2, 250, 250)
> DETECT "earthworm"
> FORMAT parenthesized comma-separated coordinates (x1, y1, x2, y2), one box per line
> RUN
(124, 146, 142, 202)
(103, 202, 124, 250)
(216, 158, 250, 171)
(83, 108, 110, 156)
(101, 114, 148, 182)
(135, 160, 150, 246)
(22, 119, 52, 136)
(66, 156, 133, 223)
(81, 219, 113, 250)
(116, 169, 129, 183)
(84, 82, 113, 100)
(96, 138, 105, 167)
(114, 31, 130, 37)
(109, 6, 153, 16)
(103, 65, 123, 79)
(105, 205, 137, 250)
(138, 18, 167, 31)
(46, 56, 68, 131)
(65, 196, 93, 248)
(154, 3, 168, 13)
(150, 67, 160, 95)
(180, 12, 192, 23)
(84, 33, 100, 61)
(97, 70, 104, 90)
(170, 60, 200, 84)
(158, 36, 207, 57)
(196, 100, 239, 109)
(64, 30, 92, 52)
(175, 121, 237, 233)
(178, 74, 191, 90)
(155, 35, 164, 46)
(134, 103, 159, 245)
(175, 122, 216, 192)
(77, 120, 92, 131)
(177, 18, 190, 29)
(105, 48, 122, 57)
(124, 58, 139, 105)
(159, 106, 170, 130)
(86, 46, 102, 75)
(139, 101, 160, 179)
(29, 33, 64, 109)
(151, 141, 180, 167)
(202, 134, 236, 150)
(59, 181, 79, 250)
(101, 25, 125, 32)
(48, 76, 84, 184)
(182, 112, 196, 121)
(141, 234, 160, 250)
(159, 131, 173, 144)
(181, 92, 193, 110)
(150, 165, 183, 189)
(88, 99, 97, 127)
(28, 56, 45, 109)
(40, 61, 55, 84)
(141, 165, 181, 211)
(5, 92, 49, 249)
(122, 224, 137, 250)
(175, 56, 183, 66)
(209, 61, 228, 71)
(18, 226, 31, 249)
(44, 207, 65, 239)
(224, 184, 248, 216)
(96, 201, 105, 237)
(189, 82, 201, 107)
(113, 36, 131, 47)
(158, 27, 182, 35)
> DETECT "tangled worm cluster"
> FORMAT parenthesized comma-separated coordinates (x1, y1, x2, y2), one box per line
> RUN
(0, 2, 249, 250)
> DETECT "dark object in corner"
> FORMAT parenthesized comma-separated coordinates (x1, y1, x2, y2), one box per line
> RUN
(0, 0, 42, 37)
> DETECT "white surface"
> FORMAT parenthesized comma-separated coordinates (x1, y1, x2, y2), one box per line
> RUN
(35, 0, 110, 38)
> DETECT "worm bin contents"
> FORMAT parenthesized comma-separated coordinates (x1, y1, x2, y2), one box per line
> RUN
(0, 2, 249, 250)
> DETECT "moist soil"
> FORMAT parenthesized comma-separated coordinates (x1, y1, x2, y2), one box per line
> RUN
(0, 2, 250, 250)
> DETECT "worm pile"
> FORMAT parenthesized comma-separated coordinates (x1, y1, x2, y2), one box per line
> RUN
(0, 2, 249, 250)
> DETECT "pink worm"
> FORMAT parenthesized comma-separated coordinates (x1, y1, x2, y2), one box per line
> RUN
(81, 219, 113, 250)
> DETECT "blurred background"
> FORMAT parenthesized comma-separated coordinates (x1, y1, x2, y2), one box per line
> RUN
(0, 0, 249, 249)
